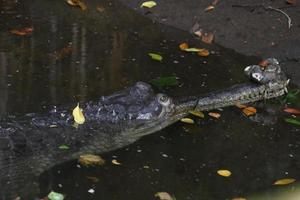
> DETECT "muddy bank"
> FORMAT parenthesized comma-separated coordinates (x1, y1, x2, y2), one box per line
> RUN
(119, 0, 300, 86)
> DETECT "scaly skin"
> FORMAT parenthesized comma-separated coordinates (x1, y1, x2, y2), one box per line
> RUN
(0, 58, 289, 199)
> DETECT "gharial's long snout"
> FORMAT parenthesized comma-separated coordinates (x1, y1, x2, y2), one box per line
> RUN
(174, 58, 289, 114)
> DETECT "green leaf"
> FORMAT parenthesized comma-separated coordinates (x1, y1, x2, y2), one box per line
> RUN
(48, 191, 64, 200)
(285, 118, 300, 125)
(148, 53, 163, 61)
(59, 144, 70, 150)
(150, 76, 179, 88)
(140, 1, 157, 8)
(183, 48, 202, 52)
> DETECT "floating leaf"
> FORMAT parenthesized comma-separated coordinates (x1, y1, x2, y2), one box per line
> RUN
(10, 27, 33, 36)
(189, 110, 204, 118)
(72, 103, 85, 124)
(242, 107, 257, 116)
(284, 118, 300, 125)
(204, 5, 215, 12)
(154, 192, 174, 200)
(150, 76, 179, 88)
(273, 178, 296, 185)
(179, 42, 189, 50)
(208, 112, 221, 119)
(180, 118, 195, 124)
(78, 154, 105, 166)
(66, 0, 87, 10)
(197, 49, 210, 57)
(140, 1, 157, 8)
(48, 191, 64, 200)
(96, 5, 105, 12)
(112, 159, 122, 165)
(284, 107, 300, 115)
(59, 144, 70, 150)
(201, 32, 214, 44)
(148, 53, 163, 61)
(183, 48, 203, 52)
(235, 103, 247, 109)
(217, 169, 232, 177)
(232, 198, 246, 200)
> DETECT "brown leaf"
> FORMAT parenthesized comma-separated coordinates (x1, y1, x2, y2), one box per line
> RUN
(78, 154, 105, 166)
(283, 107, 300, 115)
(54, 43, 72, 59)
(197, 49, 210, 57)
(258, 59, 269, 68)
(286, 0, 296, 5)
(235, 103, 247, 109)
(10, 27, 33, 36)
(273, 178, 296, 185)
(242, 107, 257, 116)
(201, 32, 214, 44)
(208, 112, 221, 119)
(66, 0, 87, 10)
(155, 192, 174, 200)
(179, 42, 189, 50)
(204, 5, 215, 12)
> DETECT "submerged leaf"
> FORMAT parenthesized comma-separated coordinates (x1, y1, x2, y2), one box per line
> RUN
(180, 118, 195, 124)
(283, 107, 300, 115)
(155, 192, 174, 200)
(273, 178, 296, 185)
(150, 76, 179, 88)
(242, 107, 257, 116)
(140, 1, 157, 8)
(284, 118, 300, 125)
(48, 191, 64, 200)
(148, 53, 163, 61)
(217, 169, 231, 177)
(72, 103, 85, 124)
(78, 154, 105, 166)
(189, 110, 204, 118)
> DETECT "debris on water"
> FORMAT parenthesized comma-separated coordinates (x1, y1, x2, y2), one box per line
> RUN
(47, 191, 64, 200)
(148, 53, 163, 61)
(86, 176, 100, 183)
(217, 169, 232, 177)
(72, 103, 85, 125)
(283, 107, 300, 115)
(180, 118, 195, 124)
(201, 32, 214, 44)
(58, 144, 70, 150)
(140, 1, 157, 8)
(204, 5, 215, 12)
(112, 159, 122, 165)
(66, 0, 87, 10)
(155, 192, 174, 200)
(189, 110, 205, 118)
(231, 197, 246, 200)
(78, 154, 105, 166)
(10, 27, 33, 36)
(161, 153, 168, 158)
(242, 107, 257, 116)
(88, 188, 95, 194)
(284, 118, 300, 126)
(208, 112, 221, 119)
(273, 178, 296, 185)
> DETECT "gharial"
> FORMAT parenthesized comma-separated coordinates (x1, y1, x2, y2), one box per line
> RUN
(0, 58, 289, 199)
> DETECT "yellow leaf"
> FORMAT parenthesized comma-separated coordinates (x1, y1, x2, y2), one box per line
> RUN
(78, 154, 105, 166)
(112, 159, 122, 165)
(189, 110, 204, 118)
(273, 178, 296, 185)
(197, 49, 210, 57)
(232, 198, 246, 200)
(217, 169, 231, 177)
(72, 103, 85, 124)
(209, 112, 221, 119)
(180, 118, 195, 124)
(179, 42, 189, 50)
(242, 107, 257, 116)
(140, 1, 157, 8)
(154, 192, 174, 200)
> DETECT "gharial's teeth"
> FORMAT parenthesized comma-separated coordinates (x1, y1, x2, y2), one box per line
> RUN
(284, 87, 288, 93)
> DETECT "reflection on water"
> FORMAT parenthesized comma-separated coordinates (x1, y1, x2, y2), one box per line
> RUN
(0, 0, 299, 199)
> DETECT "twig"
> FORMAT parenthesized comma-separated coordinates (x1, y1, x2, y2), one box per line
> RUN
(265, 6, 292, 29)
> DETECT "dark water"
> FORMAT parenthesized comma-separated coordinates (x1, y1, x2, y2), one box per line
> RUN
(0, 0, 299, 199)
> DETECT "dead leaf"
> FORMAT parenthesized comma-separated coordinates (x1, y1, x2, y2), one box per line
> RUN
(66, 0, 87, 10)
(208, 112, 221, 119)
(86, 176, 100, 183)
(235, 103, 247, 109)
(189, 110, 204, 118)
(202, 32, 214, 44)
(72, 103, 85, 124)
(10, 27, 33, 36)
(78, 154, 105, 166)
(204, 5, 215, 12)
(140, 1, 157, 8)
(179, 42, 189, 50)
(180, 118, 195, 124)
(283, 107, 300, 115)
(217, 169, 231, 177)
(54, 43, 72, 59)
(242, 107, 257, 116)
(112, 159, 122, 165)
(232, 198, 246, 200)
(155, 192, 173, 200)
(273, 178, 296, 185)
(286, 0, 296, 5)
(197, 49, 210, 57)
(194, 30, 203, 38)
